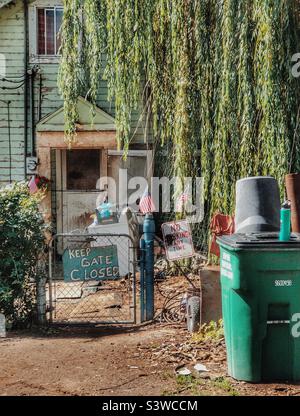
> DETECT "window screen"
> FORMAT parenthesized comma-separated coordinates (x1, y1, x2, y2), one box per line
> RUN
(66, 150, 100, 191)
(37, 7, 63, 56)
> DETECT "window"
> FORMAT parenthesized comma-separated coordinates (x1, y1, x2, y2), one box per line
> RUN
(37, 7, 63, 56)
(66, 150, 101, 191)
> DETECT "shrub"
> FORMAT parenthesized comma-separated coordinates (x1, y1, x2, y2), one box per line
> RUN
(0, 183, 47, 328)
(192, 319, 224, 342)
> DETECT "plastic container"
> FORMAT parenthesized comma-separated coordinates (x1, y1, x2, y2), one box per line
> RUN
(218, 232, 300, 382)
(235, 176, 281, 234)
(279, 201, 291, 242)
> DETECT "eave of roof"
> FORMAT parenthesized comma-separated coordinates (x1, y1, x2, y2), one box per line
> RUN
(0, 1, 13, 9)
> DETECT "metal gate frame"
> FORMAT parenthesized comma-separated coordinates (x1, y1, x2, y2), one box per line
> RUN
(48, 232, 138, 326)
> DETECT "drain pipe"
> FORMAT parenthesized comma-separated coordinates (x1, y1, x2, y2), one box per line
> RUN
(23, 0, 29, 178)
(139, 237, 146, 322)
(0, 100, 12, 183)
(28, 68, 36, 157)
(7, 100, 11, 183)
(37, 70, 42, 122)
(144, 214, 155, 321)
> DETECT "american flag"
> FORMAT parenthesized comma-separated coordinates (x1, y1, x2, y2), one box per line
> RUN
(176, 192, 189, 211)
(139, 189, 156, 214)
(28, 176, 38, 194)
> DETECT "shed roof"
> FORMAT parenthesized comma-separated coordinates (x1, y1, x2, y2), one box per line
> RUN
(36, 96, 116, 132)
(0, 1, 13, 8)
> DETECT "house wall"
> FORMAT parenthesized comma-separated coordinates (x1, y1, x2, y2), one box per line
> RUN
(0, 1, 26, 183)
(0, 0, 151, 186)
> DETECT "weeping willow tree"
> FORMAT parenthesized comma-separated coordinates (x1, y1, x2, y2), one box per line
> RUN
(58, 0, 300, 251)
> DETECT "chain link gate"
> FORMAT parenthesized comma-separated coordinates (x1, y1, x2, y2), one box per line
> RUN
(47, 233, 138, 325)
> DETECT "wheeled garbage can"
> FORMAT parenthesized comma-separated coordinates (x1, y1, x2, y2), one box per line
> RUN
(217, 232, 300, 382)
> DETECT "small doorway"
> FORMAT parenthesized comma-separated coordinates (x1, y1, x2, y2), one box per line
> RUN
(56, 149, 106, 235)
(54, 148, 153, 235)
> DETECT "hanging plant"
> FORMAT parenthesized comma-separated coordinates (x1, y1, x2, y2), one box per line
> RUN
(58, 0, 300, 251)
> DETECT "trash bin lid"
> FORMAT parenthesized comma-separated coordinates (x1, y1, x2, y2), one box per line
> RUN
(217, 232, 300, 249)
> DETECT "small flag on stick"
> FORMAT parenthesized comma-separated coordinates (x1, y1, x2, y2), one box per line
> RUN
(139, 188, 156, 214)
(176, 192, 189, 211)
(28, 176, 38, 194)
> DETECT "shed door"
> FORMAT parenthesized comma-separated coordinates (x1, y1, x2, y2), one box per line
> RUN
(56, 149, 103, 234)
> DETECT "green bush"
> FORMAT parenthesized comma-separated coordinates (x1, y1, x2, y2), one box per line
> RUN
(0, 183, 46, 328)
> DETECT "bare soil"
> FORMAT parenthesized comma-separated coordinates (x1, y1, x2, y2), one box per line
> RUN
(1, 323, 300, 396)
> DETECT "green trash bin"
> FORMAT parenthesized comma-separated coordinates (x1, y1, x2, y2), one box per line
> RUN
(217, 232, 300, 382)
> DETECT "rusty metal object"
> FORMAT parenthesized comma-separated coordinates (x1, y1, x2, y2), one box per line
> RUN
(285, 173, 300, 233)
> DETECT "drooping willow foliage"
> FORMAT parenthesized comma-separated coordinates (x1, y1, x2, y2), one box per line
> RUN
(58, 0, 300, 250)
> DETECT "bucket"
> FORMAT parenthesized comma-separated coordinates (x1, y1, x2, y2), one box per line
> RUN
(235, 176, 281, 234)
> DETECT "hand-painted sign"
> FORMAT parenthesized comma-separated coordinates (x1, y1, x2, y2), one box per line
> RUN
(63, 246, 119, 282)
(162, 220, 194, 261)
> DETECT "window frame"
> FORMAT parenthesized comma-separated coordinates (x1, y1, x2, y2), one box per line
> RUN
(36, 6, 63, 57)
(28, 1, 63, 64)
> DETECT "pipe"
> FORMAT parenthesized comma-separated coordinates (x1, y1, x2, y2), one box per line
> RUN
(0, 100, 12, 183)
(23, 0, 29, 178)
(29, 69, 36, 156)
(37, 70, 42, 122)
(139, 238, 145, 323)
(143, 214, 155, 321)
(7, 101, 11, 183)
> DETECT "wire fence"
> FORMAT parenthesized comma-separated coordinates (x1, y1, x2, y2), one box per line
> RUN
(47, 233, 138, 325)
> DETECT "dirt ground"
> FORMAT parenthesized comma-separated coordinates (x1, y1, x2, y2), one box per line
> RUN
(1, 323, 300, 397)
